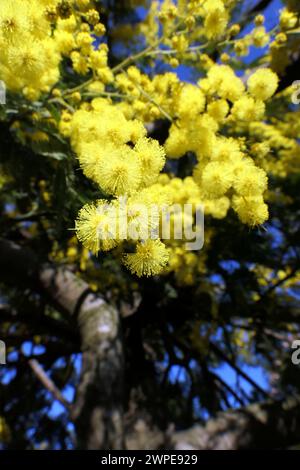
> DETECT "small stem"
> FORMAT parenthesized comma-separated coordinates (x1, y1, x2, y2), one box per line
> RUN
(29, 359, 71, 411)
(63, 78, 94, 97)
(49, 97, 75, 113)
(120, 69, 173, 122)
(82, 91, 134, 100)
(111, 18, 185, 74)
(112, 44, 155, 74)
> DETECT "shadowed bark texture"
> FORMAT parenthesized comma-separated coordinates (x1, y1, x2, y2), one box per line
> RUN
(171, 395, 300, 450)
(72, 295, 124, 449)
(0, 239, 124, 449)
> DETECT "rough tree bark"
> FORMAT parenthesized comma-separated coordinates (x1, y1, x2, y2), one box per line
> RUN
(71, 294, 124, 449)
(0, 239, 124, 449)
(171, 395, 300, 449)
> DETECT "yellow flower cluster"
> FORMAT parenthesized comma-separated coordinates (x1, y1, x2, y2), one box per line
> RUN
(68, 99, 170, 277)
(138, 0, 281, 68)
(148, 0, 234, 52)
(0, 0, 111, 99)
(0, 0, 61, 99)
(269, 4, 300, 73)
(114, 67, 181, 122)
(162, 65, 277, 227)
(249, 119, 300, 178)
(2, 1, 299, 280)
(64, 60, 281, 274)
(155, 175, 213, 285)
(68, 99, 166, 196)
(50, 236, 90, 272)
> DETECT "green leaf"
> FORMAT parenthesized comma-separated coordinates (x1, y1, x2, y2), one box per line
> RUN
(47, 104, 61, 124)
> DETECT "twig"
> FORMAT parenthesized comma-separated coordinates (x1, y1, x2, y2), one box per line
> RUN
(211, 370, 246, 407)
(48, 97, 75, 113)
(28, 359, 72, 411)
(210, 342, 270, 399)
(258, 267, 299, 302)
(124, 72, 173, 123)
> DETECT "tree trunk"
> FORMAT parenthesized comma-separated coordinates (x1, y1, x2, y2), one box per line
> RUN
(71, 294, 124, 449)
(0, 239, 125, 449)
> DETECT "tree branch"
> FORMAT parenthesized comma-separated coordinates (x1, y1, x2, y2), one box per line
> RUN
(28, 359, 71, 411)
(210, 342, 270, 399)
(171, 394, 300, 449)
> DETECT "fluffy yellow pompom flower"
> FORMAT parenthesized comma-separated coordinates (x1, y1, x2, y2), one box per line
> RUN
(70, 105, 138, 153)
(95, 145, 142, 196)
(126, 195, 160, 241)
(233, 165, 268, 196)
(280, 8, 298, 30)
(231, 96, 265, 121)
(232, 195, 269, 226)
(127, 120, 147, 144)
(251, 142, 270, 159)
(207, 99, 229, 122)
(176, 84, 206, 119)
(0, 0, 28, 40)
(164, 124, 189, 159)
(76, 31, 93, 49)
(123, 239, 169, 277)
(252, 27, 270, 48)
(71, 51, 89, 75)
(54, 30, 76, 55)
(201, 65, 245, 102)
(247, 68, 279, 101)
(204, 196, 230, 219)
(75, 201, 119, 254)
(89, 49, 109, 72)
(202, 0, 229, 40)
(134, 137, 166, 187)
(166, 114, 218, 160)
(8, 41, 46, 80)
(77, 141, 106, 182)
(0, 0, 61, 96)
(194, 162, 233, 199)
(211, 137, 243, 163)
